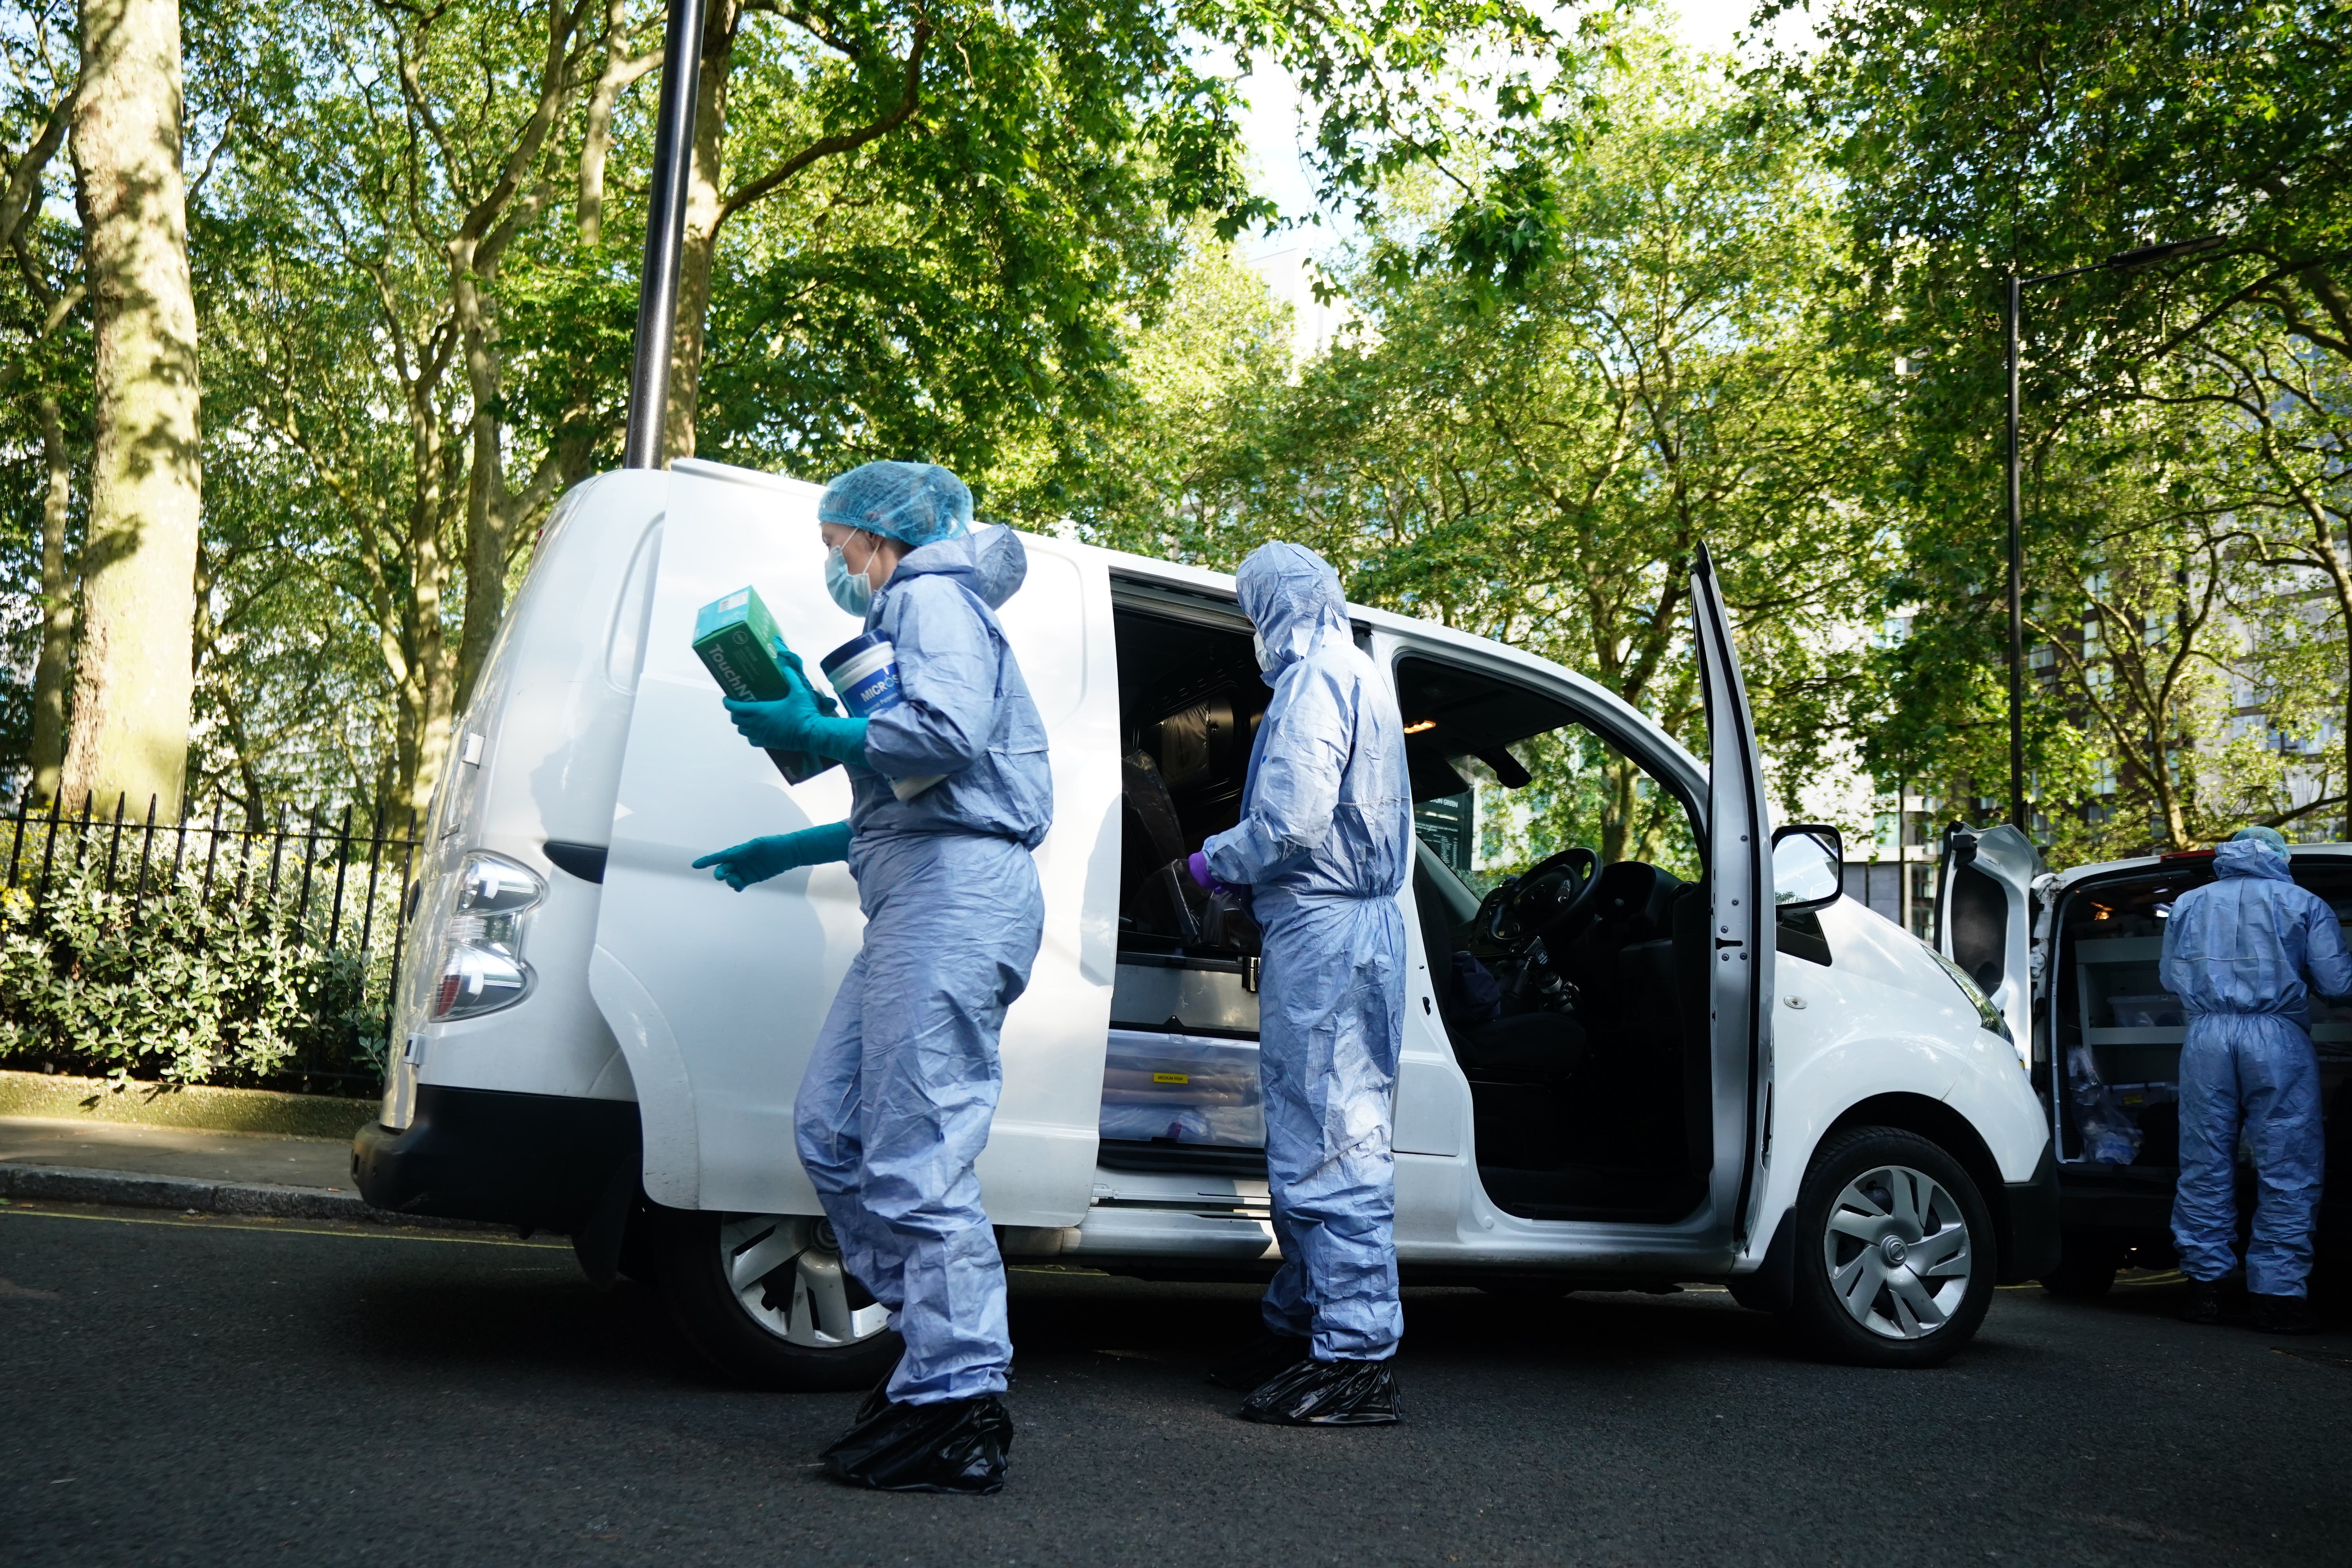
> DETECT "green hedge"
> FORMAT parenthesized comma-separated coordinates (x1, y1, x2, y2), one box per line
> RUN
(0, 826, 402, 1091)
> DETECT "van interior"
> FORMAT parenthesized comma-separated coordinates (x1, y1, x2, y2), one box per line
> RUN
(1394, 656, 1713, 1223)
(1096, 584, 1726, 1225)
(1100, 589, 1273, 1174)
(2047, 860, 2352, 1176)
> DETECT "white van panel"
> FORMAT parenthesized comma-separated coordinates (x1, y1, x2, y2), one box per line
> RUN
(1739, 896, 2050, 1253)
(588, 461, 1118, 1224)
(392, 473, 666, 1125)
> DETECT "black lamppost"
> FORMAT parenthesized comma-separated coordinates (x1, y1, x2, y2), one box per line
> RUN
(623, 0, 711, 469)
(2004, 234, 2228, 832)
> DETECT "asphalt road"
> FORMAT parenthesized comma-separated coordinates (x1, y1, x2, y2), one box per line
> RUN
(3, 1201, 2348, 1567)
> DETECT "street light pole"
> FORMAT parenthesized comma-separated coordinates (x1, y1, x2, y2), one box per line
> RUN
(2006, 276, 2024, 831)
(2000, 234, 2225, 837)
(622, 0, 710, 470)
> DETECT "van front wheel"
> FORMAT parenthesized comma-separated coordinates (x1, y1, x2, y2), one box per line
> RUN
(650, 1207, 901, 1391)
(1786, 1127, 1995, 1368)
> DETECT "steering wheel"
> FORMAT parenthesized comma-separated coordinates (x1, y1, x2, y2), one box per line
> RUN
(1480, 846, 1603, 949)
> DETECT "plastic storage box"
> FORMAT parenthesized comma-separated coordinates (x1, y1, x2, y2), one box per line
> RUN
(1098, 1030, 1264, 1148)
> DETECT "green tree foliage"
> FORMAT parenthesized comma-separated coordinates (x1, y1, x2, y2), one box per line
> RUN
(168, 0, 1583, 821)
(1090, 37, 1889, 855)
(1788, 0, 2352, 365)
(683, 0, 1260, 481)
(1001, 228, 1296, 532)
(2007, 374, 2342, 860)
(185, 0, 1272, 818)
(1784, 0, 2352, 848)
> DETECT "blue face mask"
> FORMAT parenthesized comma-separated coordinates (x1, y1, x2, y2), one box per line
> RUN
(826, 542, 874, 616)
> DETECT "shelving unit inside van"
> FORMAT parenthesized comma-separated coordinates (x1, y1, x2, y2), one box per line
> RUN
(2073, 933, 2183, 1083)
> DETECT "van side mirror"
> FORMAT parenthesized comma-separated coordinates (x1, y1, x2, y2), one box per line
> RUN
(1771, 824, 1843, 911)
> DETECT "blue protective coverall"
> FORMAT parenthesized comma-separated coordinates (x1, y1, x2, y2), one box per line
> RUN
(792, 524, 1053, 1402)
(2161, 837, 2352, 1296)
(1200, 543, 1414, 1361)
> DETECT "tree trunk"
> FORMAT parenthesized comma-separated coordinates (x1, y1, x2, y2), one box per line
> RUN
(391, 435, 453, 824)
(392, 645, 456, 827)
(65, 0, 201, 818)
(661, 0, 741, 464)
(30, 395, 76, 805)
(1601, 755, 1636, 864)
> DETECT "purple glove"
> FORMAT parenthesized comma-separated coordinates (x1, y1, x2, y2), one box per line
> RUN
(1186, 851, 1228, 895)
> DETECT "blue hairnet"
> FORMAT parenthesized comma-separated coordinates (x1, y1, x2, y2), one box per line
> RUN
(818, 461, 972, 547)
(2230, 825, 2290, 853)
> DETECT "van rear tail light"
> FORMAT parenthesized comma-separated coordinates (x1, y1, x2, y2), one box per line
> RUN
(431, 852, 546, 1019)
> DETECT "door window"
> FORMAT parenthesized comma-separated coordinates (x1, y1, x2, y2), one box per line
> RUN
(1394, 659, 1700, 892)
(1949, 864, 2009, 994)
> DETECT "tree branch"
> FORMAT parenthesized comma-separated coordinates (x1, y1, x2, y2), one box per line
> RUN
(718, 16, 931, 221)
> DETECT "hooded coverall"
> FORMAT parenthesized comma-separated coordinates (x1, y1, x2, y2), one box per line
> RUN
(1200, 543, 1414, 1361)
(792, 523, 1053, 1403)
(2162, 837, 2352, 1297)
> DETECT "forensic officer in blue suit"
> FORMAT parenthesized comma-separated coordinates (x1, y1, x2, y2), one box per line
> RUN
(693, 461, 1050, 1490)
(2162, 826, 2352, 1334)
(1187, 541, 1414, 1424)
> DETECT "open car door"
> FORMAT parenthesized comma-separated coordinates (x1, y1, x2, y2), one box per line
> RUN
(1690, 543, 1776, 1250)
(1936, 824, 2041, 1065)
(587, 459, 1121, 1226)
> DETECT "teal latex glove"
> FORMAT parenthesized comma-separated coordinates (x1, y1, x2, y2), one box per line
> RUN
(691, 821, 853, 890)
(774, 646, 842, 717)
(723, 656, 869, 764)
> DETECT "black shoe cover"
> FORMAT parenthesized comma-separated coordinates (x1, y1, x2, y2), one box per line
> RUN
(820, 1394, 1013, 1494)
(1206, 1332, 1310, 1391)
(852, 1361, 901, 1426)
(2179, 1279, 2224, 1325)
(1239, 1356, 1401, 1426)
(2250, 1292, 2318, 1335)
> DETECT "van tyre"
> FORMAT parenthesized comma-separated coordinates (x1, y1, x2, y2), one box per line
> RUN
(1787, 1127, 1995, 1368)
(651, 1207, 901, 1391)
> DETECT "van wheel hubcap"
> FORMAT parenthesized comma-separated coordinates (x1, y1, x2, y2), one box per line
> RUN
(718, 1215, 892, 1348)
(1820, 1164, 1972, 1340)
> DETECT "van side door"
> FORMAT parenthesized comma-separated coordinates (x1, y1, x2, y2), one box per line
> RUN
(1689, 543, 1776, 1247)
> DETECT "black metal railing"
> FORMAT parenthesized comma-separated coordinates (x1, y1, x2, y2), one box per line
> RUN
(0, 791, 422, 1096)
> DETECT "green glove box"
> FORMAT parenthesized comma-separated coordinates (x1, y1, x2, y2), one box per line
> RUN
(691, 586, 838, 786)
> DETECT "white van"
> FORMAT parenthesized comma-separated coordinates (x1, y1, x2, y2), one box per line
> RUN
(1937, 824, 2352, 1294)
(353, 458, 2058, 1380)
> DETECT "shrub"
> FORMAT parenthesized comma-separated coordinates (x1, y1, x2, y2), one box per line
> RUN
(0, 816, 406, 1091)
